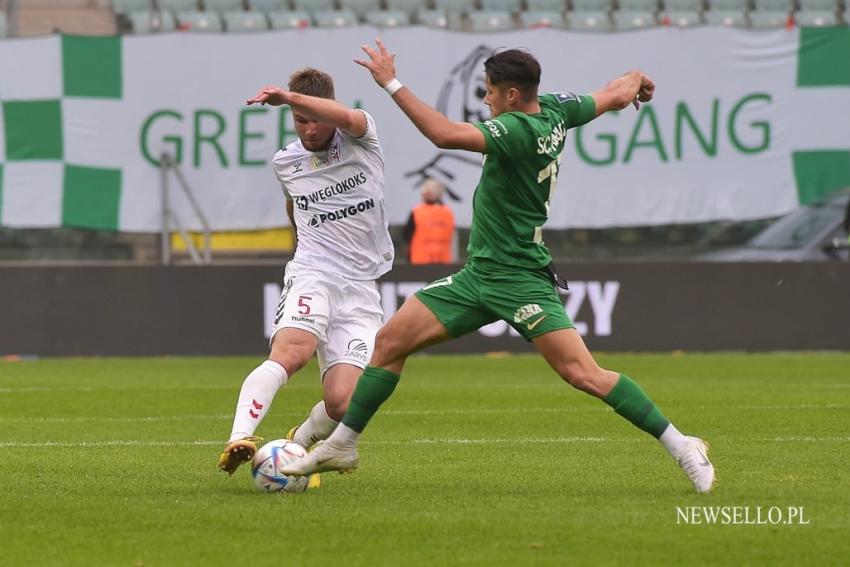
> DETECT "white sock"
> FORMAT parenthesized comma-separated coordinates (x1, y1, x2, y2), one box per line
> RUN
(659, 423, 689, 457)
(326, 423, 360, 448)
(293, 401, 338, 448)
(228, 360, 288, 442)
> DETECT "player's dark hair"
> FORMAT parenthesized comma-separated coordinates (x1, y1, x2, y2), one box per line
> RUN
(483, 49, 540, 102)
(288, 68, 335, 100)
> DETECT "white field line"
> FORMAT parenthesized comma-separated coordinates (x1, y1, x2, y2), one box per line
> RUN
(2, 404, 846, 424)
(1, 436, 850, 449)
(0, 408, 608, 424)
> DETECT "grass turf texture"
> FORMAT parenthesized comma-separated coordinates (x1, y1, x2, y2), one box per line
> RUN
(1, 353, 848, 566)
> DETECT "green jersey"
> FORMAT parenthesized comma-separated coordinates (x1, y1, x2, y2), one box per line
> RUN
(469, 92, 596, 271)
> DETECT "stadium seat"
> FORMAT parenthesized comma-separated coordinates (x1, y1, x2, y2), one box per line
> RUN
(434, 0, 476, 12)
(703, 0, 748, 25)
(468, 9, 515, 29)
(365, 9, 412, 26)
(177, 10, 224, 30)
(752, 0, 793, 10)
(703, 9, 748, 25)
(314, 8, 359, 27)
(796, 0, 840, 26)
(204, 0, 245, 14)
(527, 0, 567, 9)
(663, 0, 702, 12)
(416, 8, 450, 26)
(619, 0, 659, 12)
(293, 0, 334, 13)
(161, 0, 199, 13)
(662, 10, 703, 25)
(613, 0, 658, 28)
(386, 0, 427, 17)
(248, 0, 288, 13)
(749, 0, 793, 26)
(568, 0, 612, 29)
(519, 9, 566, 27)
(661, 0, 703, 26)
(268, 10, 312, 28)
(748, 10, 791, 26)
(572, 0, 612, 11)
(384, 0, 428, 16)
(113, 0, 152, 16)
(224, 10, 268, 30)
(129, 9, 178, 32)
(800, 0, 840, 8)
(340, 0, 381, 19)
(481, 0, 523, 11)
(567, 10, 612, 29)
(612, 9, 659, 28)
(795, 10, 840, 25)
(706, 0, 748, 10)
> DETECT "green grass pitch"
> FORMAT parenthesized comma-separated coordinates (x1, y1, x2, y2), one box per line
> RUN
(1, 353, 848, 565)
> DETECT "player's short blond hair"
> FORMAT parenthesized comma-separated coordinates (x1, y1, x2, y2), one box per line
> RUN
(288, 68, 335, 100)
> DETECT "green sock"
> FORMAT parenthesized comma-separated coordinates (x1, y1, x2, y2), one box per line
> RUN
(341, 366, 400, 433)
(603, 374, 670, 439)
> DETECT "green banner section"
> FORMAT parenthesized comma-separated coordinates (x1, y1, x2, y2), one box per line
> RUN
(792, 150, 850, 204)
(3, 100, 63, 161)
(62, 36, 123, 99)
(62, 164, 122, 230)
(797, 27, 850, 87)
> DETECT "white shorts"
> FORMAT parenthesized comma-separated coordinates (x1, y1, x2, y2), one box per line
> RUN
(270, 262, 383, 378)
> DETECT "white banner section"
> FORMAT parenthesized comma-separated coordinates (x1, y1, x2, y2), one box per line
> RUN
(1, 27, 848, 232)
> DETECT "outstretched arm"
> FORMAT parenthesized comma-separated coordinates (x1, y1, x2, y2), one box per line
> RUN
(590, 70, 655, 118)
(246, 87, 367, 138)
(355, 39, 486, 153)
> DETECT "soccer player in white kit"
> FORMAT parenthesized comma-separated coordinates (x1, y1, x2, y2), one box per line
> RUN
(217, 68, 394, 478)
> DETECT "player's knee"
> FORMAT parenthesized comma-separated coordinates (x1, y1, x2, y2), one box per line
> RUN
(324, 395, 349, 421)
(558, 363, 602, 395)
(268, 346, 311, 376)
(371, 327, 406, 367)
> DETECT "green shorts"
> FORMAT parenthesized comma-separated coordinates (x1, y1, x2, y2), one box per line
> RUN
(415, 261, 574, 341)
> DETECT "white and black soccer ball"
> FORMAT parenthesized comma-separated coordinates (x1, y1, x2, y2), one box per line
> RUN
(251, 439, 310, 493)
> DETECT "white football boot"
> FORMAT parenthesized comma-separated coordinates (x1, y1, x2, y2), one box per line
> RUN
(280, 439, 359, 476)
(676, 436, 716, 493)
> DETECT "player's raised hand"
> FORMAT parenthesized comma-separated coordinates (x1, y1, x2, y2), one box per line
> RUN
(246, 86, 291, 106)
(354, 38, 397, 88)
(637, 74, 655, 102)
(632, 73, 655, 109)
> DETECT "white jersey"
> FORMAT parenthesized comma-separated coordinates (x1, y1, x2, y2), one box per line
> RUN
(273, 110, 394, 281)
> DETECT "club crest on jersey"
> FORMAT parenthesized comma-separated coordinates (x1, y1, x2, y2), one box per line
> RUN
(555, 92, 579, 103)
(513, 303, 543, 323)
(311, 144, 341, 170)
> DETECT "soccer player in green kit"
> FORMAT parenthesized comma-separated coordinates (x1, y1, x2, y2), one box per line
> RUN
(283, 40, 715, 493)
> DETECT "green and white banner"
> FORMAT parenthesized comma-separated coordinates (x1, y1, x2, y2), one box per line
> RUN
(1, 27, 848, 232)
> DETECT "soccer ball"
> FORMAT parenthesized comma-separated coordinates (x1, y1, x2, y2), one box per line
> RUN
(251, 439, 310, 493)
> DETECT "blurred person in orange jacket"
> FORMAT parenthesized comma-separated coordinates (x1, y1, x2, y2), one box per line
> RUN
(402, 178, 455, 264)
